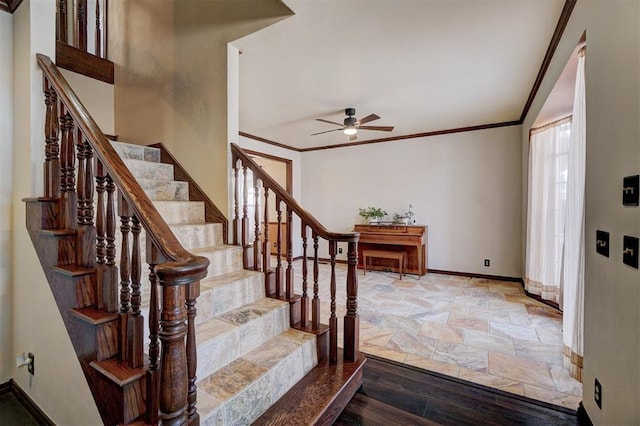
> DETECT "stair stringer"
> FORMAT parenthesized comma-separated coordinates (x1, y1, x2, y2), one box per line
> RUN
(25, 198, 143, 425)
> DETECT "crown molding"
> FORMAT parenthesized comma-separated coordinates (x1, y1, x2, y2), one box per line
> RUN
(0, 0, 24, 13)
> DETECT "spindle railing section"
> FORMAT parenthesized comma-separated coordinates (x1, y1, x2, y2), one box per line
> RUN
(37, 53, 208, 424)
(231, 144, 361, 364)
(57, 0, 108, 59)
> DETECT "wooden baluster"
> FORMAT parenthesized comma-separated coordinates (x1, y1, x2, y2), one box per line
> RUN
(76, 133, 86, 226)
(56, 0, 67, 44)
(157, 269, 189, 425)
(59, 110, 77, 230)
(329, 241, 338, 364)
(105, 176, 117, 307)
(285, 208, 293, 301)
(103, 0, 108, 59)
(262, 188, 274, 296)
(312, 232, 320, 329)
(127, 215, 143, 368)
(242, 165, 250, 268)
(94, 0, 101, 57)
(344, 241, 360, 362)
(301, 223, 309, 326)
(186, 281, 200, 424)
(76, 137, 96, 268)
(275, 197, 283, 298)
(146, 259, 160, 425)
(75, 0, 87, 52)
(84, 143, 94, 226)
(118, 196, 131, 362)
(253, 177, 262, 272)
(232, 160, 239, 245)
(43, 80, 60, 199)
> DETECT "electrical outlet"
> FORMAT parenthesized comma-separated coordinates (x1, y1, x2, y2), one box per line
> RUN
(25, 353, 34, 375)
(338, 247, 343, 254)
(594, 378, 602, 409)
(484, 259, 490, 267)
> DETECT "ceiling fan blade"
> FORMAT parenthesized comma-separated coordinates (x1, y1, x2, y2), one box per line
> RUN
(349, 134, 358, 141)
(311, 128, 343, 136)
(315, 118, 344, 126)
(358, 125, 394, 132)
(357, 114, 380, 125)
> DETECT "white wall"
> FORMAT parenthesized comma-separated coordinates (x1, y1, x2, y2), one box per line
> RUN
(60, 69, 114, 134)
(11, 1, 101, 423)
(0, 10, 15, 384)
(300, 126, 523, 276)
(522, 1, 640, 422)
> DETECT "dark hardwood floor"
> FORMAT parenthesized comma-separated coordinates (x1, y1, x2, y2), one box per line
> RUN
(336, 354, 585, 426)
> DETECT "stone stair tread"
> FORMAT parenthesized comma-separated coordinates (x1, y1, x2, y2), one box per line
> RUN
(110, 141, 160, 162)
(137, 177, 187, 183)
(190, 244, 241, 255)
(216, 297, 288, 327)
(200, 269, 262, 289)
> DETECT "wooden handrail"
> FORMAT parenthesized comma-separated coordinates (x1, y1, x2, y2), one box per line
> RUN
(38, 54, 205, 270)
(231, 143, 358, 243)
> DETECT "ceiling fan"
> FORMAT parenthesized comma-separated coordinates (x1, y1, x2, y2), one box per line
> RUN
(311, 108, 394, 140)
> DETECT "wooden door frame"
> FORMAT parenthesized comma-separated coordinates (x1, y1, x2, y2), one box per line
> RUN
(243, 149, 293, 194)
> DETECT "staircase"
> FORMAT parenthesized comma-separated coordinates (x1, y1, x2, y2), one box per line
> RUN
(110, 141, 318, 424)
(26, 53, 365, 425)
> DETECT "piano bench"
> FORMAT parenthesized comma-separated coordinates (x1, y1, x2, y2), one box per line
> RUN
(362, 250, 407, 280)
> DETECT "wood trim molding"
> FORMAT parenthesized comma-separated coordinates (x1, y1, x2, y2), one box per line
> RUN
(0, 379, 55, 425)
(519, 0, 578, 122)
(0, 0, 23, 13)
(56, 41, 115, 84)
(427, 269, 524, 284)
(242, 148, 293, 194)
(239, 132, 302, 152)
(300, 120, 521, 152)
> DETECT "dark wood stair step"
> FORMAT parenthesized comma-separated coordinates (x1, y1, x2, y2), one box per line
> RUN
(71, 307, 118, 362)
(253, 350, 366, 426)
(53, 265, 97, 308)
(90, 358, 148, 424)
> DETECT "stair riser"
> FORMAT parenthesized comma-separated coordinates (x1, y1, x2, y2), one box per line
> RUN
(111, 141, 161, 163)
(172, 223, 224, 251)
(202, 247, 244, 278)
(196, 304, 289, 379)
(138, 179, 189, 201)
(154, 201, 205, 224)
(123, 159, 174, 181)
(197, 274, 265, 323)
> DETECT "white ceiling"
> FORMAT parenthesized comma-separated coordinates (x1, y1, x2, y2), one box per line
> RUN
(232, 0, 566, 150)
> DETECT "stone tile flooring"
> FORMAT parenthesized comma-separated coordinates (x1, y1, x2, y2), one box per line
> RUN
(291, 260, 583, 410)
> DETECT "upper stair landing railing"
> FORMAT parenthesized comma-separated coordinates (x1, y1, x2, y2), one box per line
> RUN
(230, 143, 361, 364)
(57, 0, 108, 59)
(36, 53, 208, 425)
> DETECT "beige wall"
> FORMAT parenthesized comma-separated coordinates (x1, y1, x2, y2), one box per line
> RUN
(11, 1, 101, 423)
(110, 0, 293, 223)
(0, 10, 14, 383)
(522, 0, 640, 422)
(300, 126, 523, 275)
(60, 69, 114, 135)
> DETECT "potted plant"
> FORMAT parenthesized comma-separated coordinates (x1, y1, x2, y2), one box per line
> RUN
(358, 206, 387, 223)
(392, 204, 415, 225)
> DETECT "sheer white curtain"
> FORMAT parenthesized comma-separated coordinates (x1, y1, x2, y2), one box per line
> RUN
(525, 118, 571, 303)
(562, 46, 586, 382)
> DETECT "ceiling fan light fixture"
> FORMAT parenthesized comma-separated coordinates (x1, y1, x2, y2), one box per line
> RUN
(344, 127, 357, 135)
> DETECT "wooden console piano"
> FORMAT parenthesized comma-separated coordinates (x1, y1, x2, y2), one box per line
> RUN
(353, 224, 427, 276)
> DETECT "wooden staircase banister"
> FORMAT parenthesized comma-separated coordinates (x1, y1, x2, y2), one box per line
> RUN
(35, 53, 209, 424)
(37, 54, 203, 268)
(230, 143, 361, 365)
(231, 143, 359, 244)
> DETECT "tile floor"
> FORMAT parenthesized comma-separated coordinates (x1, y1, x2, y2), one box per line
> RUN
(291, 260, 583, 410)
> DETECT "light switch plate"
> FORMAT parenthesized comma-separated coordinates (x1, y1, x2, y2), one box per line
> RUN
(623, 235, 639, 269)
(623, 175, 639, 206)
(596, 230, 610, 257)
